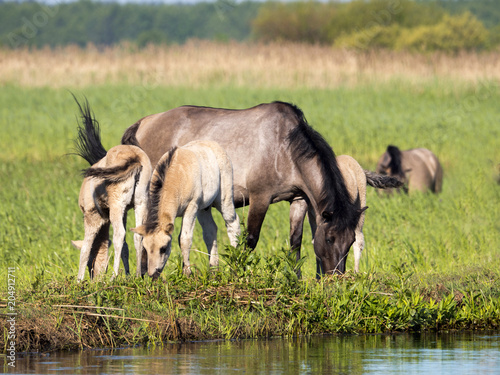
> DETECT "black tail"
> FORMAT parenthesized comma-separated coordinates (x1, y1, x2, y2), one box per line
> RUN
(364, 170, 404, 189)
(72, 95, 107, 166)
(83, 155, 142, 183)
(121, 120, 142, 147)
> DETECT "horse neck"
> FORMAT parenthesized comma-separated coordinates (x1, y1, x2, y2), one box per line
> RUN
(295, 158, 330, 217)
(157, 187, 180, 231)
(158, 205, 176, 232)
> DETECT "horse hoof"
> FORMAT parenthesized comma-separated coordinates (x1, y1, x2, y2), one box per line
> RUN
(183, 265, 192, 276)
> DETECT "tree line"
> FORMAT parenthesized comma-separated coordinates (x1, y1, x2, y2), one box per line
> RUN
(1, 0, 499, 52)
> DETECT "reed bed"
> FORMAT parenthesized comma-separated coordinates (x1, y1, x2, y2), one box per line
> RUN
(1, 41, 500, 89)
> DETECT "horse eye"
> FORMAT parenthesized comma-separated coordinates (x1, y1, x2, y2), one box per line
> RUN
(159, 245, 168, 254)
(326, 238, 334, 245)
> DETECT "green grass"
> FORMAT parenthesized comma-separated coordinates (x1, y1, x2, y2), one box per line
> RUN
(0, 82, 499, 351)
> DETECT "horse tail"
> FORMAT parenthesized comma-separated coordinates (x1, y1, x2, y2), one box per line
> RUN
(121, 119, 142, 147)
(364, 170, 404, 189)
(433, 159, 444, 193)
(83, 155, 143, 184)
(386, 145, 405, 179)
(72, 95, 107, 166)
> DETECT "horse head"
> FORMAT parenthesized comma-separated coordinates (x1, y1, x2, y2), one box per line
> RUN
(130, 223, 173, 280)
(313, 199, 367, 275)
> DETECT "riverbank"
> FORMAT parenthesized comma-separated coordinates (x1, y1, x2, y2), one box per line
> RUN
(2, 260, 499, 352)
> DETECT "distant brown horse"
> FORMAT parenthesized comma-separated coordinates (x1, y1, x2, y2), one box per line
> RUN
(376, 145, 443, 194)
(120, 102, 366, 276)
(290, 155, 403, 274)
(72, 99, 152, 280)
(131, 140, 240, 279)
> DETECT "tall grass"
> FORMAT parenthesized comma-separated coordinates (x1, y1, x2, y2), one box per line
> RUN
(0, 82, 499, 279)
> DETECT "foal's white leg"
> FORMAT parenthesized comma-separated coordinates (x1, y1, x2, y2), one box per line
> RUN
(110, 208, 129, 278)
(78, 217, 102, 281)
(222, 208, 240, 249)
(197, 209, 219, 268)
(215, 150, 241, 248)
(133, 193, 149, 277)
(217, 189, 240, 248)
(179, 206, 199, 276)
(353, 229, 365, 273)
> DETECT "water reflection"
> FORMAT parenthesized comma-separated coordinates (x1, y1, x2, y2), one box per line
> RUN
(5, 332, 500, 374)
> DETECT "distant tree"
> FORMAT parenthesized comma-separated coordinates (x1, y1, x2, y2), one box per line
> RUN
(136, 29, 167, 48)
(252, 1, 336, 43)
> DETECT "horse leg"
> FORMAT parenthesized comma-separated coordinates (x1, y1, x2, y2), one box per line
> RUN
(353, 210, 366, 273)
(133, 192, 149, 277)
(197, 209, 219, 268)
(179, 206, 198, 276)
(246, 195, 271, 249)
(216, 153, 241, 248)
(78, 213, 103, 281)
(120, 214, 130, 275)
(109, 207, 129, 278)
(217, 191, 241, 250)
(305, 206, 322, 278)
(353, 229, 365, 273)
(87, 222, 110, 279)
(289, 199, 307, 278)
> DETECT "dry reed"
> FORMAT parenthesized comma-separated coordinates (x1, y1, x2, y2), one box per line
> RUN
(1, 41, 500, 89)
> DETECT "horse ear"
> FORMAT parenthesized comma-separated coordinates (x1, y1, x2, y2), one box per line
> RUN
(165, 223, 174, 235)
(131, 225, 147, 236)
(322, 211, 333, 222)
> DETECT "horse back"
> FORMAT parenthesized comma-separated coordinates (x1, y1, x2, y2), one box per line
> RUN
(157, 144, 221, 212)
(404, 148, 443, 193)
(336, 155, 366, 207)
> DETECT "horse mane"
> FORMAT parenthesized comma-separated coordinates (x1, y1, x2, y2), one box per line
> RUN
(144, 147, 178, 233)
(72, 95, 107, 166)
(121, 119, 142, 147)
(283, 101, 359, 231)
(386, 145, 405, 179)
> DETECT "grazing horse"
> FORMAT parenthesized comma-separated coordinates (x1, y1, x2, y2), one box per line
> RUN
(72, 99, 152, 280)
(290, 155, 403, 274)
(376, 145, 443, 194)
(131, 140, 241, 279)
(121, 102, 365, 275)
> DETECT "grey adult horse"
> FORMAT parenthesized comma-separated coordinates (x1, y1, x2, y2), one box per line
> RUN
(120, 101, 366, 276)
(376, 145, 443, 194)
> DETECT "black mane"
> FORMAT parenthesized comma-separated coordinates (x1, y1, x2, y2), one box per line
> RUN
(284, 101, 359, 231)
(387, 145, 405, 179)
(72, 95, 107, 166)
(144, 147, 177, 233)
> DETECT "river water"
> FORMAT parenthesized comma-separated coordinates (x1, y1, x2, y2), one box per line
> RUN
(5, 332, 500, 374)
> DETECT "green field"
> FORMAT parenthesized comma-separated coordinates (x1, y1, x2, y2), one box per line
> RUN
(1, 82, 499, 351)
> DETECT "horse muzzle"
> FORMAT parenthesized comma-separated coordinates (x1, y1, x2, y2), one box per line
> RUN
(149, 269, 162, 281)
